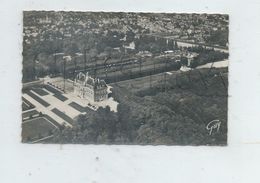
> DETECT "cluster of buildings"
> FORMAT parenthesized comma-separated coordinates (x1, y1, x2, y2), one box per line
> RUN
(23, 12, 228, 47)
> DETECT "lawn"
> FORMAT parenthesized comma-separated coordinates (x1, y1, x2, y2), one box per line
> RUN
(31, 85, 68, 101)
(26, 91, 50, 107)
(51, 108, 74, 124)
(22, 110, 39, 120)
(69, 102, 86, 112)
(53, 93, 68, 102)
(44, 84, 62, 95)
(43, 115, 63, 129)
(22, 102, 32, 111)
(22, 97, 35, 111)
(32, 88, 49, 96)
(111, 70, 176, 94)
(68, 102, 97, 117)
(22, 117, 57, 143)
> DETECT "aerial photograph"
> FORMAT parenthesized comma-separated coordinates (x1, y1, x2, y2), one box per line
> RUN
(22, 11, 229, 145)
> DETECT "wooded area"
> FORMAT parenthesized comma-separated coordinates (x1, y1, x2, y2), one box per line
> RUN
(50, 67, 227, 145)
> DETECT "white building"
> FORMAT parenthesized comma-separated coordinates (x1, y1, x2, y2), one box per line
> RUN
(74, 72, 108, 102)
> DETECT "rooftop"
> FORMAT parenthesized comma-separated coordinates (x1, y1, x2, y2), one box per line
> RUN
(75, 72, 107, 89)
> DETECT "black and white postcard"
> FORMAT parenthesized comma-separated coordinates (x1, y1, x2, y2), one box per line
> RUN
(2, 0, 260, 183)
(22, 11, 229, 145)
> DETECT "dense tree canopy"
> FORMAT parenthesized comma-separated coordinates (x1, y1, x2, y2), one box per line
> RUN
(50, 68, 227, 145)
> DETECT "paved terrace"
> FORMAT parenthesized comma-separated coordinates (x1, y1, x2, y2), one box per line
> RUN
(22, 92, 73, 128)
(22, 79, 119, 128)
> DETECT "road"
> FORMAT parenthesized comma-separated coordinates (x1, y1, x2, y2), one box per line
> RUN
(144, 33, 229, 53)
